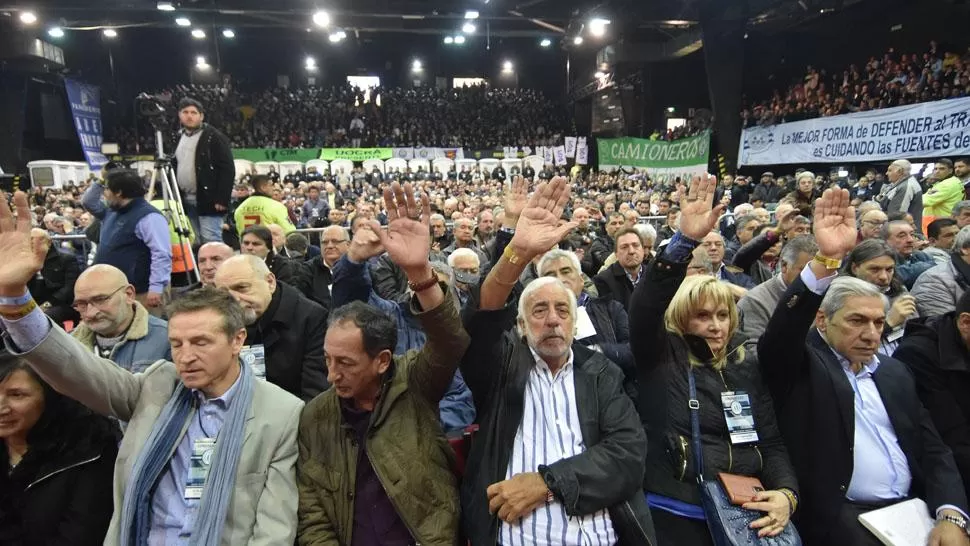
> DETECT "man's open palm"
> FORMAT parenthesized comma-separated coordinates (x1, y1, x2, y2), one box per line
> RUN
(510, 177, 577, 257)
(377, 182, 431, 273)
(0, 192, 45, 294)
(813, 188, 857, 257)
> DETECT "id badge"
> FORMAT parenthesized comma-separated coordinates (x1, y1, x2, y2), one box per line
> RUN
(185, 437, 217, 500)
(721, 391, 759, 444)
(240, 344, 266, 379)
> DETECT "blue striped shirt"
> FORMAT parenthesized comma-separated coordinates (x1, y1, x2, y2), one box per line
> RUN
(148, 373, 241, 545)
(499, 349, 616, 546)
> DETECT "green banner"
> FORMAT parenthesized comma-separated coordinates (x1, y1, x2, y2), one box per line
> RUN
(232, 148, 323, 162)
(598, 131, 711, 169)
(320, 148, 393, 161)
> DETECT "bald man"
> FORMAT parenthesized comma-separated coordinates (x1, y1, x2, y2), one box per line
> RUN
(196, 242, 235, 288)
(27, 228, 81, 324)
(214, 255, 328, 400)
(70, 264, 171, 372)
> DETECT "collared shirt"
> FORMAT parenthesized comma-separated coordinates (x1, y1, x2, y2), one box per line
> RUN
(624, 265, 643, 287)
(500, 349, 615, 546)
(149, 371, 242, 545)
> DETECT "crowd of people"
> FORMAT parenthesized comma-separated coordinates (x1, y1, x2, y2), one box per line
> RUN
(115, 83, 571, 153)
(6, 95, 970, 546)
(742, 41, 970, 127)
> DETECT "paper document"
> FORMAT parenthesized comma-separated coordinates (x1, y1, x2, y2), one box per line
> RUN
(858, 498, 934, 546)
(575, 307, 598, 340)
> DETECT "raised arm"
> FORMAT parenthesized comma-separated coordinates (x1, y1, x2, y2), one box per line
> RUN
(731, 211, 795, 271)
(80, 182, 108, 220)
(374, 182, 469, 403)
(629, 174, 724, 374)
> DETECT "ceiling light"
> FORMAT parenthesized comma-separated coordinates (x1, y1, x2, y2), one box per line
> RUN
(589, 17, 610, 37)
(411, 59, 423, 72)
(312, 10, 330, 28)
(305, 56, 317, 68)
(103, 28, 118, 38)
(454, 35, 466, 44)
(327, 29, 346, 42)
(222, 29, 235, 38)
(191, 28, 205, 39)
(443, 36, 454, 44)
(572, 35, 583, 45)
(196, 55, 206, 65)
(157, 2, 175, 11)
(539, 38, 551, 47)
(175, 17, 191, 26)
(19, 11, 37, 25)
(462, 22, 476, 34)
(502, 60, 514, 72)
(47, 27, 64, 38)
(465, 10, 479, 19)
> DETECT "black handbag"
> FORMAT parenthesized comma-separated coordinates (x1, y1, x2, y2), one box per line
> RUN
(687, 366, 803, 546)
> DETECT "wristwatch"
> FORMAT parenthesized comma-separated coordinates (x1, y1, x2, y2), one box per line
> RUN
(938, 513, 970, 536)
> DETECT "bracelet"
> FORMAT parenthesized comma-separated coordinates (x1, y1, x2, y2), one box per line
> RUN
(0, 299, 38, 321)
(503, 245, 524, 266)
(407, 271, 439, 293)
(779, 488, 798, 515)
(0, 291, 32, 307)
(813, 253, 843, 270)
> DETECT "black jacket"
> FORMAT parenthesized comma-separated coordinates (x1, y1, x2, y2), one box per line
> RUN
(758, 276, 968, 546)
(0, 412, 119, 546)
(298, 258, 334, 311)
(584, 236, 614, 277)
(246, 282, 329, 401)
(751, 182, 785, 204)
(371, 253, 410, 306)
(28, 246, 80, 307)
(593, 262, 642, 309)
(582, 296, 638, 397)
(628, 254, 798, 505)
(893, 313, 970, 498)
(267, 253, 308, 293)
(179, 125, 234, 216)
(460, 303, 656, 546)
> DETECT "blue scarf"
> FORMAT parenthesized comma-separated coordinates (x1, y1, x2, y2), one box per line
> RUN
(119, 360, 255, 546)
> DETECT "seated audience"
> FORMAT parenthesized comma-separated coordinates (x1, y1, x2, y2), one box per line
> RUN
(926, 218, 961, 265)
(27, 228, 80, 325)
(883, 219, 935, 288)
(594, 228, 648, 307)
(912, 226, 970, 317)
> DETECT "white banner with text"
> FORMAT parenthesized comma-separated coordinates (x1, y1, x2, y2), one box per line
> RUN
(738, 97, 970, 166)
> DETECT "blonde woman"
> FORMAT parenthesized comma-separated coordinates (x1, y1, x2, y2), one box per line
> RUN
(629, 175, 799, 545)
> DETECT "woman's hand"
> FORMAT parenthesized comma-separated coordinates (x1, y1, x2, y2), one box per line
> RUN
(743, 490, 792, 538)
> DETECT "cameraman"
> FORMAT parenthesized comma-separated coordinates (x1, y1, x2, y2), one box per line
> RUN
(173, 97, 235, 244)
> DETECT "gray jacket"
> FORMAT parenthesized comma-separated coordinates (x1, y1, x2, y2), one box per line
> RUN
(911, 260, 966, 317)
(879, 175, 923, 228)
(737, 274, 787, 355)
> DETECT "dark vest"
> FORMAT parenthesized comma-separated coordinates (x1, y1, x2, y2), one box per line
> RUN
(94, 198, 159, 293)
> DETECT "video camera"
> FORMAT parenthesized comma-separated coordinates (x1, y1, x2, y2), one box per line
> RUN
(134, 93, 167, 118)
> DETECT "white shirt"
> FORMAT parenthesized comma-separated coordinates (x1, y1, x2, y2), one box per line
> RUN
(500, 349, 615, 546)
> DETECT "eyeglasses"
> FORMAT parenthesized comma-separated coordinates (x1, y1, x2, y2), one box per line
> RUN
(72, 286, 126, 312)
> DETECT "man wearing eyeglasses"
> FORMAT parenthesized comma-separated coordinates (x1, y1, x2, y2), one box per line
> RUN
(298, 225, 349, 311)
(69, 264, 171, 373)
(859, 209, 889, 241)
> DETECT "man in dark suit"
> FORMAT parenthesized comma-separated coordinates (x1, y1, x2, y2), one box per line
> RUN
(759, 188, 970, 546)
(593, 228, 646, 308)
(28, 228, 80, 324)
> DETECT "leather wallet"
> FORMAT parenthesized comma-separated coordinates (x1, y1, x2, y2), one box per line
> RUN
(717, 472, 765, 505)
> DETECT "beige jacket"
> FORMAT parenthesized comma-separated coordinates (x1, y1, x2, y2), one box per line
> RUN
(9, 323, 303, 546)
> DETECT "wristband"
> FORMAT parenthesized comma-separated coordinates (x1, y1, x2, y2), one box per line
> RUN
(813, 253, 843, 270)
(0, 291, 32, 307)
(407, 271, 439, 293)
(779, 488, 798, 514)
(503, 245, 524, 266)
(0, 299, 38, 321)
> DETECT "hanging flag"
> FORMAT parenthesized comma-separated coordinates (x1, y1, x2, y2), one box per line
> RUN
(553, 146, 567, 166)
(564, 137, 577, 158)
(542, 146, 554, 164)
(576, 143, 589, 165)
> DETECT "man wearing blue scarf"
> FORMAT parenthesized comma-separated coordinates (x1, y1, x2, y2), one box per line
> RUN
(0, 192, 303, 545)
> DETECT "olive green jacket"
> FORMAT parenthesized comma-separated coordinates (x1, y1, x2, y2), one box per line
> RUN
(296, 289, 469, 546)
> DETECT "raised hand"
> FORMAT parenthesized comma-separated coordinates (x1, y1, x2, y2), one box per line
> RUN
(509, 176, 578, 259)
(0, 192, 46, 297)
(376, 182, 431, 277)
(348, 222, 386, 263)
(504, 175, 529, 222)
(678, 174, 726, 241)
(813, 188, 857, 259)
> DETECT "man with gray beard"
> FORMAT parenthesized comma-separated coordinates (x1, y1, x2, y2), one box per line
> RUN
(214, 254, 328, 401)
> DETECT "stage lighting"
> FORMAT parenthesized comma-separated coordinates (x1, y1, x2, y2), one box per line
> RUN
(103, 28, 118, 38)
(313, 10, 331, 28)
(589, 18, 610, 37)
(454, 35, 466, 44)
(539, 38, 551, 47)
(19, 12, 38, 25)
(572, 36, 583, 45)
(305, 56, 317, 69)
(48, 27, 65, 38)
(444, 36, 454, 44)
(502, 60, 514, 73)
(191, 28, 206, 39)
(157, 2, 175, 11)
(465, 10, 479, 19)
(222, 29, 235, 38)
(328, 29, 346, 42)
(462, 22, 476, 34)
(411, 59, 423, 72)
(175, 17, 191, 27)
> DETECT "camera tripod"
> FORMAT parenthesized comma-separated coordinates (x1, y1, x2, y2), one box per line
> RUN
(146, 124, 199, 285)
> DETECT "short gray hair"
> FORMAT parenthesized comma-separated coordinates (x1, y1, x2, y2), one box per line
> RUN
(447, 248, 480, 267)
(890, 159, 912, 176)
(779, 235, 818, 266)
(820, 277, 889, 319)
(952, 201, 970, 217)
(880, 220, 911, 240)
(956, 225, 970, 251)
(796, 171, 816, 182)
(538, 249, 582, 276)
(430, 213, 446, 223)
(516, 276, 577, 337)
(634, 223, 657, 247)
